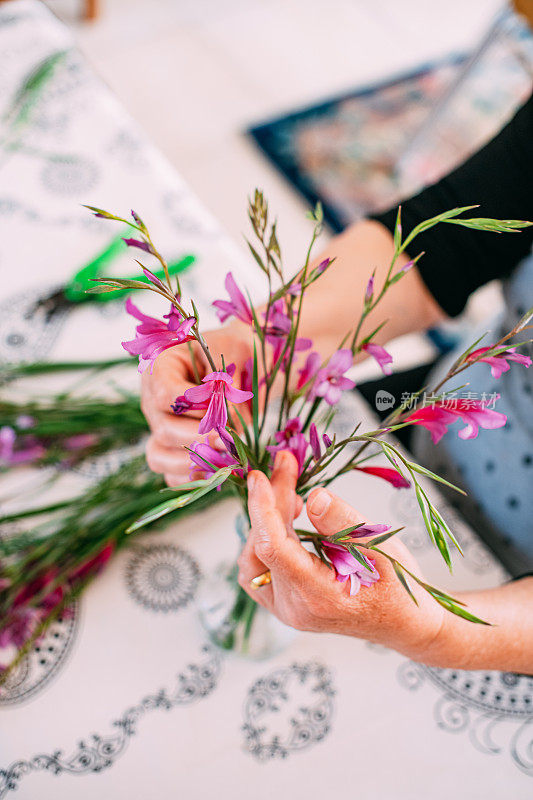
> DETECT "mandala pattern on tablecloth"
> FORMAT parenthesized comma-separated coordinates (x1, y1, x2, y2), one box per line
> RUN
(0, 645, 222, 798)
(242, 662, 335, 760)
(125, 543, 201, 613)
(0, 603, 79, 707)
(398, 661, 533, 776)
(0, 286, 68, 364)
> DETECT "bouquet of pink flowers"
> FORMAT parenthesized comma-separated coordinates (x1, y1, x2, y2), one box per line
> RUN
(81, 194, 531, 648)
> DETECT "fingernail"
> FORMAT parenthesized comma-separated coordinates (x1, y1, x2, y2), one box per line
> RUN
(308, 489, 331, 516)
(247, 472, 257, 491)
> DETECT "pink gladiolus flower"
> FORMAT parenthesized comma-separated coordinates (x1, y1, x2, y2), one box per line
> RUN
(0, 607, 39, 649)
(240, 357, 254, 415)
(297, 351, 321, 391)
(364, 275, 374, 305)
(0, 426, 45, 466)
(267, 418, 309, 474)
(171, 394, 208, 415)
(122, 298, 196, 373)
(69, 543, 115, 585)
(316, 258, 331, 275)
(13, 570, 57, 608)
(321, 542, 380, 596)
(309, 423, 321, 461)
(362, 343, 393, 376)
(63, 434, 99, 451)
(312, 349, 355, 405)
(353, 465, 410, 489)
(122, 237, 155, 256)
(212, 272, 253, 325)
(466, 346, 532, 379)
(395, 258, 415, 276)
(16, 415, 35, 430)
(184, 370, 253, 434)
(188, 439, 242, 482)
(404, 398, 507, 444)
(264, 300, 311, 369)
(322, 433, 333, 448)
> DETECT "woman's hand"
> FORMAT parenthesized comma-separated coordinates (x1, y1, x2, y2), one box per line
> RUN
(237, 451, 445, 662)
(141, 321, 252, 486)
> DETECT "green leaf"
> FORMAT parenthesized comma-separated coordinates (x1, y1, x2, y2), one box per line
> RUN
(245, 290, 265, 343)
(414, 484, 435, 545)
(430, 505, 464, 556)
(268, 221, 281, 258)
(432, 596, 490, 625)
(228, 428, 248, 468)
(392, 562, 418, 605)
(347, 544, 374, 571)
(89, 277, 159, 292)
(329, 523, 365, 541)
(515, 306, 533, 333)
(82, 205, 127, 224)
(407, 460, 466, 495)
(393, 205, 402, 250)
(365, 527, 403, 548)
(232, 405, 253, 449)
(245, 240, 268, 274)
(86, 285, 123, 294)
(446, 217, 533, 233)
(430, 517, 452, 571)
(251, 340, 260, 446)
(126, 467, 232, 532)
(161, 478, 217, 492)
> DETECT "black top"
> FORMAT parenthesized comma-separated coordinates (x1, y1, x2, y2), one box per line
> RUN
(373, 92, 533, 317)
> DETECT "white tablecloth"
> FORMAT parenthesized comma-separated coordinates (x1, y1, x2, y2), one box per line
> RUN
(0, 3, 532, 798)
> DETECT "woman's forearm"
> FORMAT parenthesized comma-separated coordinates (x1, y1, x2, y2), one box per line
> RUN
(423, 577, 533, 673)
(296, 219, 446, 359)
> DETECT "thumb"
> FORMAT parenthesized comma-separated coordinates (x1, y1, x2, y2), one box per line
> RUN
(307, 487, 365, 537)
(247, 471, 310, 580)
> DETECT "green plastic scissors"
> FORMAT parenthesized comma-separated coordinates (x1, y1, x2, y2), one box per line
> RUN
(33, 233, 195, 317)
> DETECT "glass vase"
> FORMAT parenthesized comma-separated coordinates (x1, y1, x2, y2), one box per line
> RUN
(196, 515, 295, 659)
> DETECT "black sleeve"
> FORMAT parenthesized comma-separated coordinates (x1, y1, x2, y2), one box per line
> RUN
(372, 92, 533, 317)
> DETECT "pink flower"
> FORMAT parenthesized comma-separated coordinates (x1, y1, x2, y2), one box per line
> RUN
(188, 439, 241, 481)
(362, 343, 393, 376)
(13, 570, 57, 608)
(122, 237, 155, 256)
(212, 272, 253, 325)
(297, 351, 321, 391)
(122, 298, 196, 373)
(240, 357, 254, 415)
(321, 542, 380, 596)
(266, 418, 309, 474)
(404, 398, 507, 444)
(264, 301, 311, 369)
(0, 607, 39, 649)
(184, 369, 253, 434)
(69, 543, 115, 585)
(466, 346, 532, 379)
(63, 434, 99, 451)
(364, 275, 374, 305)
(312, 349, 355, 405)
(353, 465, 410, 489)
(309, 423, 321, 461)
(171, 394, 208, 415)
(0, 426, 45, 466)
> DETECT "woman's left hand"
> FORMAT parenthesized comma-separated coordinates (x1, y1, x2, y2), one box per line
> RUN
(237, 451, 445, 663)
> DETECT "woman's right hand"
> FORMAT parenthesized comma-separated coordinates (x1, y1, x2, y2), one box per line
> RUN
(141, 321, 252, 486)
